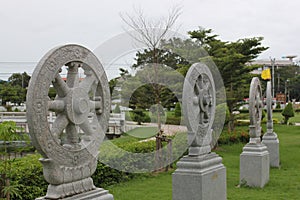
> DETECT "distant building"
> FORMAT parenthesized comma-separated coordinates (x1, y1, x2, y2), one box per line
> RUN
(248, 59, 295, 75)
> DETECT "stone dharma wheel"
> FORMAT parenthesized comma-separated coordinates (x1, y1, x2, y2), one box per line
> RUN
(182, 63, 216, 155)
(26, 44, 111, 198)
(249, 77, 263, 140)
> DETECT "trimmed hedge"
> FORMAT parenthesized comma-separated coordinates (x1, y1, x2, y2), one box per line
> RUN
(218, 128, 250, 145)
(0, 134, 183, 199)
(165, 116, 181, 125)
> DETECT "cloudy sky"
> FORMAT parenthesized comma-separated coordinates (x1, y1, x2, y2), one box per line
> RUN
(0, 0, 299, 78)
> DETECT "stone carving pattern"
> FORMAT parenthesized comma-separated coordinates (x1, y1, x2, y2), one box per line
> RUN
(248, 77, 263, 140)
(26, 44, 110, 199)
(183, 63, 215, 155)
(266, 81, 273, 133)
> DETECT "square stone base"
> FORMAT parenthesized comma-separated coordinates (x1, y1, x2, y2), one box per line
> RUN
(36, 188, 114, 200)
(172, 153, 226, 200)
(262, 134, 280, 167)
(240, 143, 269, 188)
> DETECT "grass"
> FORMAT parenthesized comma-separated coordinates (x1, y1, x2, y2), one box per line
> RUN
(126, 127, 158, 139)
(106, 124, 300, 200)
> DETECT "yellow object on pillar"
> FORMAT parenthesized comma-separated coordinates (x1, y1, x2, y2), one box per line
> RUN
(261, 68, 271, 80)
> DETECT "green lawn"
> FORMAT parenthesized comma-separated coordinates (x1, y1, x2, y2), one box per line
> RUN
(126, 127, 158, 139)
(107, 124, 300, 200)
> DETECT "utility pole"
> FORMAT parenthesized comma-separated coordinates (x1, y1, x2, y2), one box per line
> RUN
(270, 58, 275, 99)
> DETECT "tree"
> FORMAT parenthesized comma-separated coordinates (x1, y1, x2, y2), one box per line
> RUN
(132, 48, 190, 70)
(273, 65, 300, 101)
(0, 72, 30, 106)
(8, 72, 31, 88)
(0, 121, 28, 200)
(289, 74, 300, 101)
(120, 66, 182, 110)
(120, 5, 182, 132)
(282, 102, 295, 124)
(0, 84, 26, 105)
(131, 109, 148, 125)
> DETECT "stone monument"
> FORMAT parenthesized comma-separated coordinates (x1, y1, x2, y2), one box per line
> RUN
(172, 63, 226, 200)
(240, 77, 269, 188)
(262, 81, 280, 167)
(26, 44, 114, 199)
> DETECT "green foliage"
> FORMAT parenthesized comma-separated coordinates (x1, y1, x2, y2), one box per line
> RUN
(92, 162, 137, 188)
(165, 116, 181, 125)
(275, 66, 300, 100)
(109, 78, 118, 96)
(0, 121, 30, 154)
(174, 102, 181, 117)
(48, 87, 57, 100)
(282, 102, 295, 124)
(0, 121, 31, 199)
(276, 102, 281, 109)
(261, 109, 266, 120)
(218, 127, 249, 145)
(0, 84, 26, 105)
(132, 48, 190, 70)
(0, 72, 31, 105)
(130, 109, 150, 125)
(0, 154, 47, 200)
(225, 105, 231, 124)
(8, 72, 30, 88)
(120, 66, 181, 110)
(113, 104, 121, 113)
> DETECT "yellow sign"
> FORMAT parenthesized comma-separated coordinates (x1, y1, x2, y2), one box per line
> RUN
(261, 68, 271, 80)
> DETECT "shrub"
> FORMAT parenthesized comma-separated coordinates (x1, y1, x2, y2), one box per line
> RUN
(218, 128, 249, 145)
(282, 103, 295, 124)
(113, 104, 121, 113)
(174, 102, 181, 117)
(0, 154, 47, 200)
(276, 102, 281, 109)
(130, 109, 150, 125)
(165, 116, 181, 125)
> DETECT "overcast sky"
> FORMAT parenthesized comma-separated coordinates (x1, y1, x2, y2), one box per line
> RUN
(0, 0, 299, 78)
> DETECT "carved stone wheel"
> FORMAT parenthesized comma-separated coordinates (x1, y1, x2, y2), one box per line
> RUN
(182, 63, 216, 145)
(249, 77, 263, 138)
(26, 44, 110, 188)
(266, 81, 273, 128)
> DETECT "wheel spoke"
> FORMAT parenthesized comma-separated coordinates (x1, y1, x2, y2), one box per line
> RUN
(90, 97, 102, 113)
(52, 74, 70, 97)
(65, 123, 79, 145)
(66, 62, 81, 88)
(51, 114, 69, 139)
(79, 119, 95, 137)
(79, 70, 97, 92)
(48, 100, 65, 112)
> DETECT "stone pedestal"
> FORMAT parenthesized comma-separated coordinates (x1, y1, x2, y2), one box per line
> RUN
(240, 143, 269, 188)
(262, 133, 280, 168)
(173, 152, 226, 200)
(36, 188, 114, 200)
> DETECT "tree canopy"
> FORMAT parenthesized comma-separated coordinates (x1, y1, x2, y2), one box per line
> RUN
(0, 72, 30, 106)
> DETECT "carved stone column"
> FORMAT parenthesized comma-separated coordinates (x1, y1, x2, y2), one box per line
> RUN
(240, 77, 269, 188)
(172, 63, 226, 200)
(262, 81, 280, 167)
